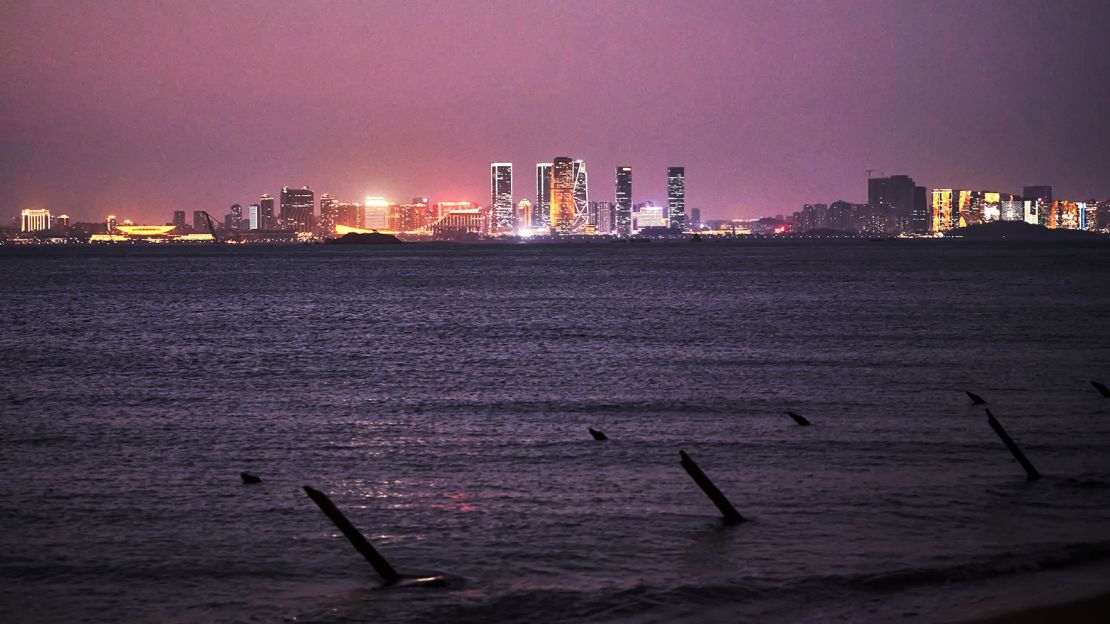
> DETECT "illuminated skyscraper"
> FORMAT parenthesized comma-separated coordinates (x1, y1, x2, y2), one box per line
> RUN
(535, 163, 552, 227)
(590, 201, 614, 235)
(20, 208, 51, 232)
(229, 204, 243, 231)
(318, 194, 337, 234)
(667, 167, 686, 230)
(931, 189, 954, 232)
(361, 196, 389, 230)
(106, 215, 118, 232)
(572, 159, 588, 232)
(615, 166, 632, 237)
(550, 157, 575, 234)
(259, 194, 276, 230)
(490, 163, 513, 232)
(515, 199, 532, 231)
(280, 186, 314, 231)
(249, 204, 261, 230)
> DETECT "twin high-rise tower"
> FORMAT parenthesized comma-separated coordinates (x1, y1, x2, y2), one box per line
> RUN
(490, 163, 513, 232)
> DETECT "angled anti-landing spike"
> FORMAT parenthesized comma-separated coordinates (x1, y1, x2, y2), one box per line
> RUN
(588, 427, 609, 441)
(1092, 381, 1110, 398)
(967, 391, 987, 405)
(240, 472, 262, 484)
(303, 485, 402, 585)
(786, 411, 811, 426)
(985, 409, 1041, 482)
(679, 451, 745, 525)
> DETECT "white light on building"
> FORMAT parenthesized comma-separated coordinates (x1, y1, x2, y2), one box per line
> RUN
(20, 209, 52, 232)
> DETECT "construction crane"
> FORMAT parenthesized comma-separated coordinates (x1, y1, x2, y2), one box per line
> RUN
(200, 210, 222, 243)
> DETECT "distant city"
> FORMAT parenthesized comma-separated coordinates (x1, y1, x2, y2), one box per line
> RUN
(7, 160, 1110, 243)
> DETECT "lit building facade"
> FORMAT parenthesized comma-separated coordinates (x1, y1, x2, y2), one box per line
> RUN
(535, 163, 552, 228)
(550, 157, 575, 234)
(515, 199, 532, 231)
(490, 163, 513, 233)
(20, 209, 51, 232)
(280, 186, 314, 232)
(259, 194, 276, 230)
(229, 204, 243, 231)
(615, 166, 632, 237)
(360, 197, 390, 230)
(173, 210, 187, 230)
(572, 159, 588, 232)
(667, 166, 686, 230)
(931, 189, 955, 231)
(318, 194, 337, 234)
(432, 209, 487, 238)
(249, 204, 261, 230)
(632, 202, 666, 233)
(590, 201, 614, 235)
(193, 210, 207, 232)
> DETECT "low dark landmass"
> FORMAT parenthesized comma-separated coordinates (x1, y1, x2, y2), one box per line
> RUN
(324, 232, 405, 245)
(950, 221, 1100, 241)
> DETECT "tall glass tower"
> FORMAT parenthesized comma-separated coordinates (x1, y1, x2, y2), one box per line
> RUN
(490, 163, 513, 232)
(667, 167, 686, 231)
(280, 186, 314, 232)
(550, 157, 575, 234)
(572, 159, 588, 232)
(535, 163, 552, 228)
(615, 166, 632, 237)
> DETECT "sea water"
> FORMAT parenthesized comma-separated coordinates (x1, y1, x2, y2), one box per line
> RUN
(1, 240, 1108, 623)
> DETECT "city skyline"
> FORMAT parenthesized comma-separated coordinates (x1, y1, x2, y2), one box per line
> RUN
(3, 1, 1108, 224)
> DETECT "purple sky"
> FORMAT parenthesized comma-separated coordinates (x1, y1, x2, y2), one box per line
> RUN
(2, 0, 1108, 223)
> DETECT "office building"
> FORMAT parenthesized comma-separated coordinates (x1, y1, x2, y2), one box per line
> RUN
(106, 215, 117, 232)
(590, 201, 614, 235)
(259, 194, 276, 230)
(20, 208, 51, 232)
(279, 186, 314, 232)
(490, 163, 513, 233)
(572, 159, 588, 232)
(172, 210, 187, 230)
(361, 197, 390, 230)
(193, 210, 208, 232)
(615, 166, 632, 237)
(911, 186, 928, 233)
(515, 199, 533, 231)
(228, 204, 243, 231)
(317, 194, 337, 234)
(868, 174, 919, 232)
(667, 167, 686, 230)
(632, 202, 666, 233)
(535, 163, 552, 228)
(550, 157, 575, 234)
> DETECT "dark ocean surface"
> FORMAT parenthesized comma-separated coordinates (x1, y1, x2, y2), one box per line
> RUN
(1, 240, 1109, 623)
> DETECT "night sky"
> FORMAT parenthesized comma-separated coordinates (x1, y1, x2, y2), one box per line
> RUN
(2, 0, 1109, 223)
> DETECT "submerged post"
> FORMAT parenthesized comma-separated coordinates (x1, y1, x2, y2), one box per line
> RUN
(1092, 380, 1110, 398)
(966, 391, 987, 405)
(679, 451, 745, 525)
(985, 410, 1041, 482)
(588, 427, 609, 441)
(786, 411, 811, 426)
(303, 485, 402, 585)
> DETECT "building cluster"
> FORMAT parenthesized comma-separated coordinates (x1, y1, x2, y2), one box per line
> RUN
(8, 160, 692, 242)
(11, 168, 1109, 242)
(792, 177, 1109, 235)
